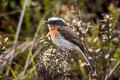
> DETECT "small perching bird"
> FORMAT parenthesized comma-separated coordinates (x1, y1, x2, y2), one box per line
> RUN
(44, 17, 94, 71)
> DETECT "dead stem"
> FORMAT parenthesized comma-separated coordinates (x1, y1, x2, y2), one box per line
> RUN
(105, 60, 120, 80)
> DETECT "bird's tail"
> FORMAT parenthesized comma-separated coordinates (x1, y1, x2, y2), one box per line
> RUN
(78, 48, 95, 71)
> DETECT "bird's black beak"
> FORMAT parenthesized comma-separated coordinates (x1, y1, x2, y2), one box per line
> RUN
(44, 21, 49, 24)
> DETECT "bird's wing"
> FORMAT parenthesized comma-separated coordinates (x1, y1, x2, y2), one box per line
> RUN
(58, 27, 85, 52)
(58, 27, 95, 71)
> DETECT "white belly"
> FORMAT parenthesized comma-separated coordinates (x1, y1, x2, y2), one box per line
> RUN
(51, 32, 80, 51)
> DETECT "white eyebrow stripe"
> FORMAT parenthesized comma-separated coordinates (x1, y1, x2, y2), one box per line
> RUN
(48, 17, 66, 23)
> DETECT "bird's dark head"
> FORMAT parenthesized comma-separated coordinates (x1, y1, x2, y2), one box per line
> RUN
(44, 17, 68, 27)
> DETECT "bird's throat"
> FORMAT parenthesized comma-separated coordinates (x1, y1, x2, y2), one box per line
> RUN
(49, 26, 58, 38)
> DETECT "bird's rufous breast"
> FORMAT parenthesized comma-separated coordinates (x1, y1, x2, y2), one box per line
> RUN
(48, 26, 58, 38)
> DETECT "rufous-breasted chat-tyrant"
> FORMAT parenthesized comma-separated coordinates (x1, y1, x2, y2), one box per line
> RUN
(44, 17, 94, 71)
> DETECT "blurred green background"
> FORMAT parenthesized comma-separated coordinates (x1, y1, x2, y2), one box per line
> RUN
(0, 0, 119, 38)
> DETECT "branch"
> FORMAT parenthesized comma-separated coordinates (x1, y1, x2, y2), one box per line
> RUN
(13, 0, 28, 46)
(105, 60, 120, 80)
(5, 0, 28, 76)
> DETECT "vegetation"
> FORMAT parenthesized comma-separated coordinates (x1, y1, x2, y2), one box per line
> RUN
(0, 0, 120, 80)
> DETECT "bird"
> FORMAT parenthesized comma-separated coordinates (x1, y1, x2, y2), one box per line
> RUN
(44, 17, 94, 71)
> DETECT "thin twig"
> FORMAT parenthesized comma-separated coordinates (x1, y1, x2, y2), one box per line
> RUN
(5, 0, 28, 75)
(14, 0, 28, 46)
(0, 10, 20, 17)
(105, 45, 119, 79)
(108, 60, 120, 76)
(105, 19, 111, 78)
(105, 60, 120, 80)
